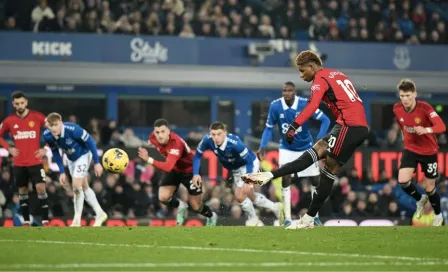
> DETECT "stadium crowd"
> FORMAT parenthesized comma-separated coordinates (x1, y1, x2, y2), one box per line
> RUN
(0, 114, 447, 224)
(1, 0, 447, 43)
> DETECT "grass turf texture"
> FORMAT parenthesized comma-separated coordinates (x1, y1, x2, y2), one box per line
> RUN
(0, 227, 447, 271)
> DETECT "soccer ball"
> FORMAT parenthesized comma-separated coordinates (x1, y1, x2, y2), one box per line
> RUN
(102, 148, 129, 173)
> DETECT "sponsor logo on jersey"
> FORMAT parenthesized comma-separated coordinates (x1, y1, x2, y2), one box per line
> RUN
(169, 149, 180, 155)
(399, 118, 404, 122)
(404, 126, 416, 133)
(13, 124, 18, 128)
(429, 112, 438, 118)
(311, 84, 320, 91)
(14, 131, 37, 140)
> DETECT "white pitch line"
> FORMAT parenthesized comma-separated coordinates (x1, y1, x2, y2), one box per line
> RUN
(0, 239, 446, 263)
(1, 261, 448, 269)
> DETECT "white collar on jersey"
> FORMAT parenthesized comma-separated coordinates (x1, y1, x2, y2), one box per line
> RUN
(216, 136, 228, 151)
(55, 124, 65, 139)
(281, 96, 299, 110)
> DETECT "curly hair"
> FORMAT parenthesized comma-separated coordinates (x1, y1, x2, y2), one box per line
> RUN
(295, 50, 323, 66)
(397, 79, 416, 92)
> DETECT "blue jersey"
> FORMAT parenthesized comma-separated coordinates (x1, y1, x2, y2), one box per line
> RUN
(193, 133, 257, 174)
(261, 96, 330, 152)
(43, 122, 100, 174)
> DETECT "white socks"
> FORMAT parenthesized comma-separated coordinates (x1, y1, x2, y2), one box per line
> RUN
(282, 186, 291, 221)
(84, 187, 104, 216)
(240, 197, 257, 220)
(73, 187, 84, 221)
(253, 192, 275, 211)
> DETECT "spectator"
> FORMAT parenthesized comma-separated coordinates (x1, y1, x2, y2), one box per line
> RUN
(31, 0, 55, 32)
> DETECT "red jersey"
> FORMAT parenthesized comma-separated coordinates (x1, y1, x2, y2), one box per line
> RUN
(294, 68, 368, 127)
(149, 132, 193, 173)
(393, 101, 446, 155)
(0, 110, 46, 167)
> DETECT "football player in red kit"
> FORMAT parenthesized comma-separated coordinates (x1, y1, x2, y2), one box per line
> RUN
(242, 50, 369, 229)
(138, 119, 217, 226)
(0, 91, 49, 226)
(393, 79, 446, 226)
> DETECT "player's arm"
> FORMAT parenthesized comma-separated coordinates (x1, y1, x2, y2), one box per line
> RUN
(193, 136, 210, 175)
(287, 78, 328, 142)
(424, 106, 446, 134)
(72, 125, 101, 165)
(312, 108, 330, 140)
(147, 140, 184, 172)
(259, 103, 277, 158)
(234, 138, 255, 173)
(0, 120, 11, 150)
(45, 136, 65, 174)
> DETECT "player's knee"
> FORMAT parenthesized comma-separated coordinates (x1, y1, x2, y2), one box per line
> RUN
(158, 194, 172, 204)
(424, 179, 436, 192)
(18, 186, 28, 194)
(282, 175, 292, 187)
(72, 186, 82, 196)
(314, 140, 328, 159)
(398, 171, 413, 184)
(235, 191, 246, 203)
(324, 157, 340, 174)
(311, 175, 320, 187)
(35, 183, 46, 194)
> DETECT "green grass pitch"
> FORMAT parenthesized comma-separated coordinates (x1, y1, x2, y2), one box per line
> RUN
(0, 226, 447, 271)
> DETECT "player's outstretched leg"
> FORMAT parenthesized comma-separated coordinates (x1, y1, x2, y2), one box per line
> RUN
(242, 145, 325, 186)
(189, 195, 218, 226)
(83, 180, 108, 227)
(398, 168, 427, 219)
(253, 192, 284, 225)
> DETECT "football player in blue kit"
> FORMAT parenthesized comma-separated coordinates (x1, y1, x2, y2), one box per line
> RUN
(44, 112, 108, 227)
(258, 82, 330, 227)
(192, 122, 284, 226)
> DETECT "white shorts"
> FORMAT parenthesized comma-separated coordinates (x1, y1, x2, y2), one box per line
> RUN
(68, 152, 92, 179)
(279, 149, 320, 177)
(232, 158, 260, 188)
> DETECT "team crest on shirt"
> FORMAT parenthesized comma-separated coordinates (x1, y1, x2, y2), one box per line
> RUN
(66, 138, 73, 145)
(28, 121, 35, 128)
(415, 117, 421, 124)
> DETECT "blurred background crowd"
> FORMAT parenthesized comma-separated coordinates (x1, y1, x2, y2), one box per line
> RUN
(1, 0, 447, 43)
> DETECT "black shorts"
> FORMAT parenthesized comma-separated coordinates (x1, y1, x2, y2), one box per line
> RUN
(400, 149, 438, 179)
(322, 124, 369, 165)
(160, 171, 202, 196)
(13, 165, 46, 188)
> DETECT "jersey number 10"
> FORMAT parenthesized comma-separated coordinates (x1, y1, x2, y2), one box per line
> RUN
(336, 79, 362, 103)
